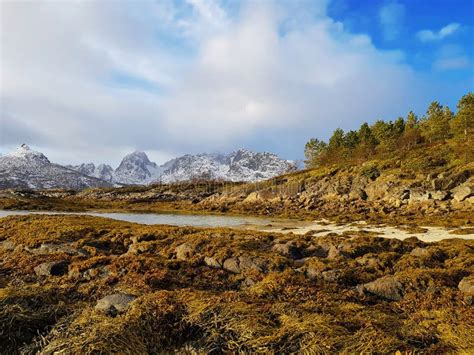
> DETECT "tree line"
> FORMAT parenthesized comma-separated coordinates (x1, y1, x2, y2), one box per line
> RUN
(304, 92, 474, 168)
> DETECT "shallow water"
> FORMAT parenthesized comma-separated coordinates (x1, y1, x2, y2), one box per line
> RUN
(0, 210, 472, 242)
(0, 210, 272, 228)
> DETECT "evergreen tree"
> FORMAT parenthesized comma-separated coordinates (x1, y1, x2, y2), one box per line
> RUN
(328, 128, 345, 150)
(451, 92, 474, 140)
(423, 101, 450, 142)
(304, 138, 327, 167)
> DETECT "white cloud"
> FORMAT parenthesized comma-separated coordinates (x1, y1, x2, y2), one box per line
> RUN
(416, 23, 461, 42)
(378, 1, 405, 41)
(0, 0, 457, 165)
(434, 56, 470, 70)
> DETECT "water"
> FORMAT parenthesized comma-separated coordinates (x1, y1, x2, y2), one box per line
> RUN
(1, 210, 472, 242)
(0, 210, 272, 228)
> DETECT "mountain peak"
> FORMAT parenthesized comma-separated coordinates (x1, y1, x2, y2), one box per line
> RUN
(9, 144, 50, 164)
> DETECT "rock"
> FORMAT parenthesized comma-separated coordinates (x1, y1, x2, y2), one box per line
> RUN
(358, 276, 404, 301)
(306, 267, 319, 280)
(34, 261, 69, 277)
(327, 245, 345, 260)
(322, 270, 340, 282)
(400, 190, 410, 200)
(410, 247, 430, 257)
(305, 245, 327, 257)
(238, 256, 265, 272)
(175, 243, 194, 261)
(28, 243, 87, 257)
(95, 293, 136, 316)
(128, 242, 153, 254)
(458, 277, 474, 305)
(0, 240, 16, 251)
(458, 277, 474, 294)
(430, 191, 449, 201)
(223, 257, 241, 274)
(272, 242, 302, 259)
(204, 256, 222, 269)
(452, 185, 473, 202)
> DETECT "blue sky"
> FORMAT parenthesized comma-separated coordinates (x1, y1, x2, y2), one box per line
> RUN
(0, 0, 473, 165)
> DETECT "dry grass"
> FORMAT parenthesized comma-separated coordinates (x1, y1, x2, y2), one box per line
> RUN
(0, 214, 473, 353)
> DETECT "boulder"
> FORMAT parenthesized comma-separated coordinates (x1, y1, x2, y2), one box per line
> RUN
(34, 261, 69, 277)
(358, 276, 404, 301)
(175, 243, 194, 261)
(0, 240, 16, 251)
(458, 277, 474, 305)
(430, 191, 449, 201)
(238, 256, 265, 272)
(272, 242, 302, 260)
(452, 185, 473, 202)
(204, 256, 222, 269)
(223, 257, 241, 274)
(410, 247, 430, 258)
(95, 293, 136, 316)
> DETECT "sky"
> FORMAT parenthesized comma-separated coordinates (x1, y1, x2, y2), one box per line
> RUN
(0, 0, 473, 166)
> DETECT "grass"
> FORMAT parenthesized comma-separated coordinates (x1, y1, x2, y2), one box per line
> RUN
(0, 214, 473, 353)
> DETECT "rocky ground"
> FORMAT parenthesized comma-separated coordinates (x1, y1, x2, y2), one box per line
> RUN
(1, 215, 473, 353)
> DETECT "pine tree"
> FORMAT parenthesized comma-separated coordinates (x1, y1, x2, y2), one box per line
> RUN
(423, 101, 450, 142)
(451, 92, 474, 140)
(304, 138, 327, 167)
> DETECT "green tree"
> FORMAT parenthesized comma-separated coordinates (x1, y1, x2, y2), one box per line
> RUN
(422, 101, 450, 142)
(304, 138, 328, 167)
(401, 111, 422, 149)
(343, 130, 360, 149)
(405, 111, 418, 129)
(451, 92, 474, 140)
(328, 128, 345, 150)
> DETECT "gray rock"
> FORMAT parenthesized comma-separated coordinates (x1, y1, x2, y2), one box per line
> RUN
(223, 257, 241, 274)
(95, 293, 136, 316)
(175, 243, 194, 261)
(358, 276, 404, 301)
(238, 256, 265, 272)
(34, 261, 69, 277)
(272, 242, 302, 259)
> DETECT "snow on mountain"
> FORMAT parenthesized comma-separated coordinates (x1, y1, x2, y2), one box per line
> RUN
(71, 149, 296, 185)
(66, 162, 114, 182)
(159, 149, 296, 183)
(0, 144, 113, 190)
(0, 145, 296, 190)
(113, 151, 164, 185)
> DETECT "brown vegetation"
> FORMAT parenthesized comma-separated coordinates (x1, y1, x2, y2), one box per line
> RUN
(1, 215, 473, 353)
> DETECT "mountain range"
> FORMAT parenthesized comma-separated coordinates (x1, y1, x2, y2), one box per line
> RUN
(0, 144, 296, 190)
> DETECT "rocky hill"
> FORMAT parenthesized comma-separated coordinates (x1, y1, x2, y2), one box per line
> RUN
(0, 145, 113, 190)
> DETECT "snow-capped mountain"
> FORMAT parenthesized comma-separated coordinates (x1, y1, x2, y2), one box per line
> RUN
(0, 144, 113, 190)
(0, 145, 296, 190)
(159, 149, 296, 183)
(113, 151, 164, 185)
(66, 163, 114, 183)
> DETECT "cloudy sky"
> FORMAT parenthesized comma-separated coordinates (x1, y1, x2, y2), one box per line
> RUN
(1, 0, 473, 166)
